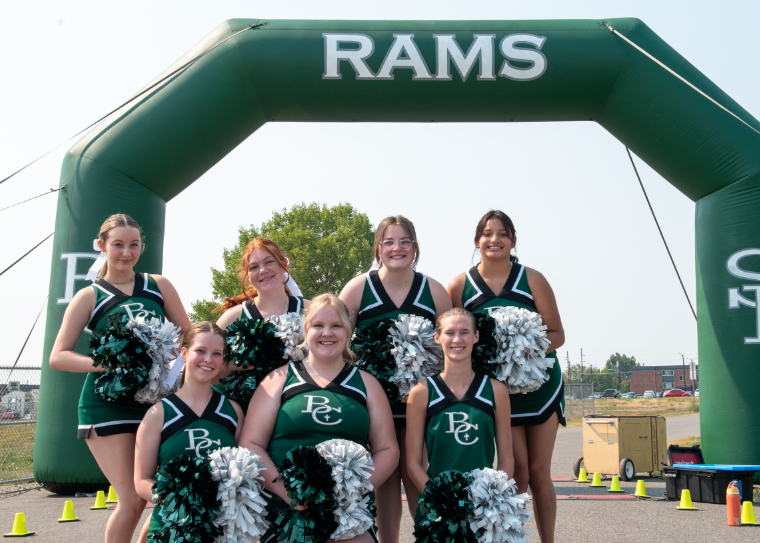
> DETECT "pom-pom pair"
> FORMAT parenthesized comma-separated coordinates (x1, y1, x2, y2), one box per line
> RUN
(414, 469, 532, 543)
(276, 441, 375, 543)
(473, 307, 553, 394)
(354, 315, 442, 403)
(222, 313, 307, 410)
(89, 314, 180, 403)
(150, 448, 270, 543)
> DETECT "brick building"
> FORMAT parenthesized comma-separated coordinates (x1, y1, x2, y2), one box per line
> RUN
(630, 364, 698, 395)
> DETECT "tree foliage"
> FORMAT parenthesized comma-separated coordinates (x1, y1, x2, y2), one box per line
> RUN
(189, 202, 375, 323)
(562, 352, 639, 392)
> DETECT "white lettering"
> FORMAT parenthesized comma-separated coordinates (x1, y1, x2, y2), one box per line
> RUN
(322, 34, 376, 80)
(434, 34, 495, 81)
(445, 412, 479, 445)
(498, 34, 548, 81)
(58, 253, 98, 305)
(727, 248, 760, 282)
(302, 395, 343, 425)
(121, 302, 156, 320)
(376, 34, 432, 80)
(184, 428, 220, 456)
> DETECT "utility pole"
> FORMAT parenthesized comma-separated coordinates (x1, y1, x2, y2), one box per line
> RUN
(680, 353, 686, 392)
(566, 352, 571, 383)
(617, 359, 621, 391)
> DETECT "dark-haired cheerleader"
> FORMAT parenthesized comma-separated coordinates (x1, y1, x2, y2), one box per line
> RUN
(448, 210, 565, 543)
(340, 215, 452, 543)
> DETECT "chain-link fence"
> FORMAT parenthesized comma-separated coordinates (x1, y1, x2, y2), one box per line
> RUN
(0, 367, 40, 484)
(563, 382, 595, 420)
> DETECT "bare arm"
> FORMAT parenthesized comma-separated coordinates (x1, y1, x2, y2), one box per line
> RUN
(428, 276, 453, 316)
(447, 273, 466, 309)
(215, 305, 244, 331)
(525, 268, 565, 353)
(362, 371, 399, 489)
(134, 403, 164, 502)
(492, 380, 514, 477)
(236, 366, 299, 504)
(230, 401, 245, 441)
(338, 274, 367, 326)
(49, 288, 103, 373)
(405, 381, 429, 491)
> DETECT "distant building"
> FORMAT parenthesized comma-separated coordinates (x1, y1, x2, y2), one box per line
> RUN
(630, 364, 698, 395)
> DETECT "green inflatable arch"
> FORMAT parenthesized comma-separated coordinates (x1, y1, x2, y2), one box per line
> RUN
(34, 18, 760, 487)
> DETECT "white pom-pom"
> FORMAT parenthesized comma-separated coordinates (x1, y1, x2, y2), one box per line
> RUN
(209, 446, 270, 543)
(266, 312, 308, 362)
(388, 314, 444, 401)
(316, 439, 375, 540)
(467, 469, 532, 543)
(129, 317, 181, 403)
(487, 307, 553, 394)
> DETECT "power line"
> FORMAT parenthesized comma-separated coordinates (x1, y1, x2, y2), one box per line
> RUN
(7, 297, 47, 380)
(0, 23, 265, 187)
(0, 186, 64, 213)
(626, 148, 698, 321)
(0, 233, 54, 278)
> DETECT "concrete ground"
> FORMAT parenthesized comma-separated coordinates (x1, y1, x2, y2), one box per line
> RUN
(3, 415, 758, 542)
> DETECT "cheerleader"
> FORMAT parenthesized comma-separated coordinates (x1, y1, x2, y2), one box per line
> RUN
(238, 293, 399, 543)
(448, 210, 565, 543)
(134, 321, 244, 540)
(49, 214, 190, 543)
(406, 307, 513, 493)
(339, 216, 452, 542)
(213, 238, 308, 401)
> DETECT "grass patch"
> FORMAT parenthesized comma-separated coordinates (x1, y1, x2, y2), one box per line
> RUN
(0, 422, 35, 484)
(562, 397, 700, 429)
(667, 436, 701, 448)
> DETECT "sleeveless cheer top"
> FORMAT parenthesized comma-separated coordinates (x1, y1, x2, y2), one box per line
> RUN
(148, 391, 238, 536)
(267, 360, 370, 469)
(77, 273, 165, 438)
(462, 264, 565, 426)
(425, 373, 495, 478)
(356, 270, 436, 423)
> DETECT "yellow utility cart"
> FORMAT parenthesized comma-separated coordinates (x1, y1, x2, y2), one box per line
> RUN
(573, 415, 668, 480)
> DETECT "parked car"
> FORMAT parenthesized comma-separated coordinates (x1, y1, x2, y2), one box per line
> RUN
(663, 388, 689, 398)
(643, 390, 655, 398)
(636, 394, 643, 398)
(683, 391, 692, 397)
(624, 392, 636, 398)
(1, 410, 21, 420)
(695, 389, 699, 397)
(588, 392, 602, 399)
(602, 389, 621, 398)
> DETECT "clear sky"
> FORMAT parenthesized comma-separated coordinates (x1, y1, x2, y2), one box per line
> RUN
(2, 1, 757, 373)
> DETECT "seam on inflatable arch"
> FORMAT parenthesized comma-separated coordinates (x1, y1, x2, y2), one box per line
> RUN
(594, 30, 634, 123)
(698, 170, 760, 200)
(228, 20, 269, 124)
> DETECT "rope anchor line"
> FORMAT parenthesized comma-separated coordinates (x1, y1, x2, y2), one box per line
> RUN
(0, 186, 65, 213)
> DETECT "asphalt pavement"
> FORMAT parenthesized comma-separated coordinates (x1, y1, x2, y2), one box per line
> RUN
(6, 415, 758, 542)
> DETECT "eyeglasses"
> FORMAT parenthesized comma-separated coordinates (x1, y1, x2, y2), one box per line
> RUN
(382, 239, 414, 250)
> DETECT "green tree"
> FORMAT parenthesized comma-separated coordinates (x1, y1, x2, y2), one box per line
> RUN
(190, 202, 375, 322)
(621, 380, 631, 393)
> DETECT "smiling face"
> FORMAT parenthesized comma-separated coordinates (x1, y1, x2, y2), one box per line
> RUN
(435, 315, 479, 363)
(181, 332, 225, 384)
(247, 248, 286, 294)
(476, 218, 516, 262)
(304, 306, 348, 360)
(379, 224, 415, 270)
(99, 226, 142, 274)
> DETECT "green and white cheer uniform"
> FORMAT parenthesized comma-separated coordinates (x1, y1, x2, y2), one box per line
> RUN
(147, 391, 238, 537)
(77, 273, 165, 439)
(211, 295, 304, 397)
(357, 270, 437, 426)
(425, 373, 496, 478)
(462, 264, 565, 427)
(263, 360, 375, 543)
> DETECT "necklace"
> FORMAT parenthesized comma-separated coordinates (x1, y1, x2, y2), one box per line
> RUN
(106, 273, 135, 285)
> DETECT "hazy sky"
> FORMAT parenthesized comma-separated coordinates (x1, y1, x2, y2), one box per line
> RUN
(2, 1, 757, 373)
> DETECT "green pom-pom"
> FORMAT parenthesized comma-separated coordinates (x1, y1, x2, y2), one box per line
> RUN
(275, 446, 338, 543)
(471, 313, 498, 379)
(88, 314, 153, 402)
(414, 471, 477, 543)
(222, 316, 288, 409)
(149, 453, 221, 543)
(352, 318, 400, 403)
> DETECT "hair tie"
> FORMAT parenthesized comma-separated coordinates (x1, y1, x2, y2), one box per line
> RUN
(85, 239, 107, 282)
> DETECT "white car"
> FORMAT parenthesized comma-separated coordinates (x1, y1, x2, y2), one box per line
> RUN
(695, 389, 699, 397)
(643, 390, 655, 398)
